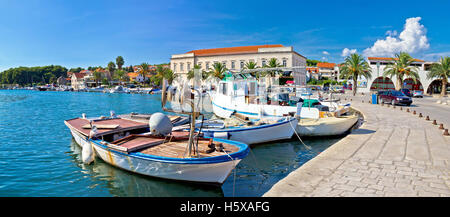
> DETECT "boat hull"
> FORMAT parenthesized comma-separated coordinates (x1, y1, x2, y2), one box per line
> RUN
(67, 127, 247, 185)
(297, 115, 358, 136)
(92, 142, 242, 184)
(202, 118, 298, 145)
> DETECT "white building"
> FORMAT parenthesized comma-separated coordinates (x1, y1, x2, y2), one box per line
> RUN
(354, 57, 442, 94)
(170, 44, 307, 79)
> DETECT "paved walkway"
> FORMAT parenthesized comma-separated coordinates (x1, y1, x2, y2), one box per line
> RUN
(263, 99, 450, 197)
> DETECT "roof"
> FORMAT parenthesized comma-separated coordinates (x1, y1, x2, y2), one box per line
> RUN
(72, 72, 86, 79)
(368, 57, 425, 62)
(317, 62, 336, 68)
(186, 44, 284, 56)
(127, 73, 139, 78)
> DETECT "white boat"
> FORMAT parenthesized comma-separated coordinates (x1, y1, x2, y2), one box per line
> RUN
(87, 87, 105, 92)
(65, 113, 249, 184)
(110, 86, 129, 93)
(175, 117, 298, 145)
(297, 115, 358, 136)
(210, 72, 358, 136)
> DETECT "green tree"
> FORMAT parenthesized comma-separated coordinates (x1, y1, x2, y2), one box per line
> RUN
(427, 56, 450, 96)
(93, 71, 103, 86)
(383, 52, 420, 90)
(339, 53, 372, 96)
(164, 69, 177, 85)
(187, 64, 207, 80)
(116, 56, 125, 70)
(107, 61, 116, 78)
(263, 57, 282, 76)
(307, 59, 322, 66)
(114, 69, 126, 84)
(139, 62, 150, 85)
(208, 62, 227, 80)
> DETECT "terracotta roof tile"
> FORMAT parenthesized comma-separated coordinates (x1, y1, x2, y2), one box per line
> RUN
(317, 62, 336, 68)
(186, 45, 284, 56)
(368, 57, 424, 62)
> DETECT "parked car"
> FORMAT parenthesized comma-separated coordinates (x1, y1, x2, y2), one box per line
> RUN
(412, 90, 424, 98)
(331, 86, 345, 94)
(400, 88, 412, 97)
(379, 90, 412, 106)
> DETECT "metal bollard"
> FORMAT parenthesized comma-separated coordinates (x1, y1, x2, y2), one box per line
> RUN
(419, 113, 423, 118)
(439, 123, 444, 130)
(413, 110, 416, 115)
(432, 120, 437, 125)
(444, 129, 449, 136)
(425, 116, 430, 121)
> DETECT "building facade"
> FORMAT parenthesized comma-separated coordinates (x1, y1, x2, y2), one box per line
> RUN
(353, 57, 442, 94)
(170, 45, 307, 79)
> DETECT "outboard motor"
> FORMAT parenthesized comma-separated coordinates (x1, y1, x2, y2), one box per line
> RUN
(149, 113, 173, 136)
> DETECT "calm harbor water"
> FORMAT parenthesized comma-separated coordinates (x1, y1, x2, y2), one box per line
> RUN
(0, 90, 343, 197)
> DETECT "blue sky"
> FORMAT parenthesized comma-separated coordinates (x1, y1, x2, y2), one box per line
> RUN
(0, 0, 449, 71)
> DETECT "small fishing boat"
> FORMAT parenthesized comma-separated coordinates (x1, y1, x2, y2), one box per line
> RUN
(174, 116, 298, 145)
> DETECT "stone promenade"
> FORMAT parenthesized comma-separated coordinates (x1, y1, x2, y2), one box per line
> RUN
(263, 99, 450, 197)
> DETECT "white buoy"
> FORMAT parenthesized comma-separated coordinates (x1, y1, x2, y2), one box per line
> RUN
(110, 110, 116, 118)
(149, 113, 173, 136)
(82, 126, 97, 164)
(81, 141, 95, 164)
(82, 113, 86, 119)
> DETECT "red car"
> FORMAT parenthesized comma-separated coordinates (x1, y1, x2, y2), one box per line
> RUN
(379, 90, 412, 106)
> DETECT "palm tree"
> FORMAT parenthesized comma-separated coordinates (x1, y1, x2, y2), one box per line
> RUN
(427, 56, 450, 96)
(244, 61, 259, 77)
(383, 52, 420, 90)
(209, 62, 227, 80)
(244, 61, 258, 70)
(164, 69, 177, 85)
(116, 56, 125, 70)
(187, 64, 208, 80)
(107, 61, 116, 76)
(264, 58, 282, 77)
(139, 62, 150, 85)
(339, 53, 372, 96)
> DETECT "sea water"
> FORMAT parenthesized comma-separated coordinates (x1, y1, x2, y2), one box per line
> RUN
(0, 90, 342, 197)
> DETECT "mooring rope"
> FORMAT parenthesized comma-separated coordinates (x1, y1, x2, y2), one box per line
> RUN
(289, 118, 312, 150)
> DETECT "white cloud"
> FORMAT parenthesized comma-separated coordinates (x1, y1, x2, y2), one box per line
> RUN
(385, 30, 398, 37)
(322, 51, 330, 55)
(341, 48, 357, 57)
(363, 17, 430, 57)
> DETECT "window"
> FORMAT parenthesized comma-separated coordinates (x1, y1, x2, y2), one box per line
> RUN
(240, 61, 245, 69)
(180, 63, 184, 71)
(206, 62, 209, 70)
(262, 59, 266, 67)
(222, 61, 227, 68)
(231, 61, 235, 69)
(173, 63, 177, 72)
(220, 83, 227, 95)
(187, 63, 191, 71)
(282, 59, 287, 67)
(198, 63, 202, 69)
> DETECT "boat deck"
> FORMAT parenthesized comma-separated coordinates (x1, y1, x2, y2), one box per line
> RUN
(65, 117, 148, 137)
(106, 131, 240, 158)
(139, 139, 239, 158)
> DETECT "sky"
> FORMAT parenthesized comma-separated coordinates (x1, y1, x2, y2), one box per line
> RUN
(0, 0, 449, 71)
